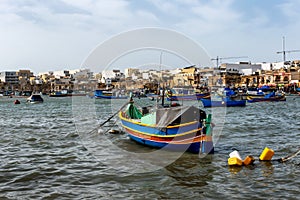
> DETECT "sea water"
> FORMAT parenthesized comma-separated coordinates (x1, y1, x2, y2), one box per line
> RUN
(0, 96, 299, 199)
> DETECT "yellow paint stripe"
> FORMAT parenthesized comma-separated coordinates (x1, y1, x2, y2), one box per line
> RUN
(121, 123, 202, 138)
(119, 112, 198, 128)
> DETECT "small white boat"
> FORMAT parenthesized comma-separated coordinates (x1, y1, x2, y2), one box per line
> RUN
(27, 94, 44, 103)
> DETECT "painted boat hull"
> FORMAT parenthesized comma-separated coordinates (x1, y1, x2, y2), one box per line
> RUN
(247, 96, 286, 103)
(200, 98, 246, 107)
(167, 93, 210, 101)
(94, 89, 127, 99)
(119, 111, 214, 154)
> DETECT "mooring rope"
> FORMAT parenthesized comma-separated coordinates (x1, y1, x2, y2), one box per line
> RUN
(277, 148, 300, 163)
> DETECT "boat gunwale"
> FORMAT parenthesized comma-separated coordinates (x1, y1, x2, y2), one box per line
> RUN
(119, 111, 200, 128)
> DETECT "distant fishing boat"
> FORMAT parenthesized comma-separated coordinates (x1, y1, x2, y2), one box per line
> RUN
(49, 90, 68, 97)
(27, 94, 44, 103)
(94, 89, 127, 99)
(166, 87, 210, 101)
(247, 92, 286, 103)
(200, 97, 246, 107)
(200, 88, 246, 107)
(166, 92, 211, 101)
(119, 96, 214, 154)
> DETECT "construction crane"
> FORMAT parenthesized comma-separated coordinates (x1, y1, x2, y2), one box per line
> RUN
(277, 36, 300, 62)
(211, 56, 248, 68)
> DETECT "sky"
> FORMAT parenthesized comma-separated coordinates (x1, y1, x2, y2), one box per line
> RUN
(1, 0, 300, 74)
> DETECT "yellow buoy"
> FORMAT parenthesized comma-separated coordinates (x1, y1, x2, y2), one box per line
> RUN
(259, 147, 274, 161)
(228, 157, 243, 166)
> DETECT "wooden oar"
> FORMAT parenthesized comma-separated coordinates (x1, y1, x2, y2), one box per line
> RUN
(99, 101, 129, 127)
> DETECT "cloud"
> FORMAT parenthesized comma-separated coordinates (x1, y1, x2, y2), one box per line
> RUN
(1, 0, 300, 73)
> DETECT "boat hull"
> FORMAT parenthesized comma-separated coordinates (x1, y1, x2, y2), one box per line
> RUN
(119, 112, 214, 154)
(200, 98, 246, 107)
(247, 96, 286, 103)
(26, 94, 44, 103)
(94, 89, 127, 99)
(167, 93, 210, 101)
(128, 133, 205, 153)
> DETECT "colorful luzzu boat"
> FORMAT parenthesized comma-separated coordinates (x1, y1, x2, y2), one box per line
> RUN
(94, 89, 127, 99)
(119, 97, 214, 154)
(166, 92, 211, 101)
(247, 92, 286, 103)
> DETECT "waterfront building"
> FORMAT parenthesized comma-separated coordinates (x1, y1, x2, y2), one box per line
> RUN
(0, 71, 19, 85)
(17, 70, 35, 92)
(50, 77, 73, 92)
(0, 71, 19, 92)
(124, 68, 139, 78)
(173, 65, 200, 87)
(101, 69, 124, 83)
(220, 62, 262, 75)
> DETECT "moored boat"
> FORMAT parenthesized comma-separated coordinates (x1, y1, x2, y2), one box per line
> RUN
(166, 87, 210, 101)
(247, 92, 286, 103)
(49, 90, 68, 97)
(166, 92, 211, 101)
(200, 88, 246, 107)
(200, 97, 246, 107)
(119, 97, 214, 154)
(27, 94, 44, 103)
(94, 89, 127, 99)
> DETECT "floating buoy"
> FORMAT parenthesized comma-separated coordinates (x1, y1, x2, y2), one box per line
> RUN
(259, 147, 274, 161)
(243, 155, 255, 166)
(229, 150, 242, 160)
(14, 99, 20, 104)
(228, 157, 243, 166)
(228, 150, 243, 166)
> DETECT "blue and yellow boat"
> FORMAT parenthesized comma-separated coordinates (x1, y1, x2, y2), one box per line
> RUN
(119, 97, 214, 154)
(247, 91, 286, 103)
(94, 89, 127, 99)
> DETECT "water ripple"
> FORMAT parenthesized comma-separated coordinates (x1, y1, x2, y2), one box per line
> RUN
(0, 96, 299, 199)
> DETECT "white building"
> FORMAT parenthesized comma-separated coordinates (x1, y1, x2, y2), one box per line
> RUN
(0, 71, 19, 84)
(101, 69, 123, 83)
(220, 62, 262, 75)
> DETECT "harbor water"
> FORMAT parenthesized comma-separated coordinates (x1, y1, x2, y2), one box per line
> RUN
(0, 96, 299, 199)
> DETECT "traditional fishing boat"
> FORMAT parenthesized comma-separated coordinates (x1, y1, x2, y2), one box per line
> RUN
(94, 89, 127, 99)
(200, 97, 246, 107)
(166, 87, 210, 101)
(200, 88, 246, 107)
(119, 96, 214, 154)
(49, 90, 68, 97)
(166, 92, 211, 101)
(247, 92, 286, 103)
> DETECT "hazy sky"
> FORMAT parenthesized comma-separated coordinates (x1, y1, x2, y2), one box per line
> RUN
(1, 0, 300, 73)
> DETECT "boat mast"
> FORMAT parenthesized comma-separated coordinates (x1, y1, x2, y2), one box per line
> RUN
(160, 51, 165, 107)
